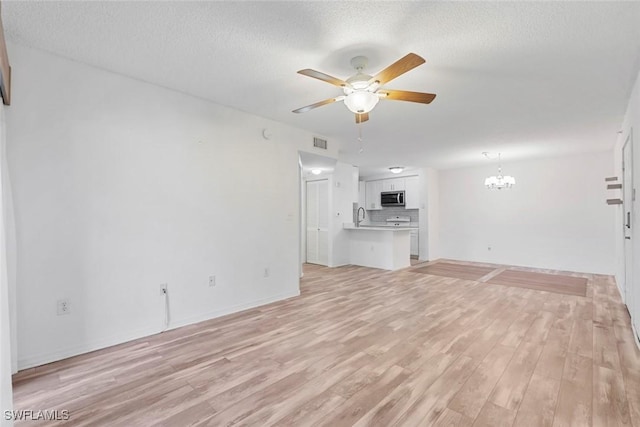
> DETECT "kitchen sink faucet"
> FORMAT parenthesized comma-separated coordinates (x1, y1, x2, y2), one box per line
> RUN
(356, 207, 365, 227)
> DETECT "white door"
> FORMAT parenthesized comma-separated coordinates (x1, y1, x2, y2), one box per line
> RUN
(306, 180, 328, 265)
(623, 134, 634, 317)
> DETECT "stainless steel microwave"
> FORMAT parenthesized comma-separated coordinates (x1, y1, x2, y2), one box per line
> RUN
(381, 191, 405, 207)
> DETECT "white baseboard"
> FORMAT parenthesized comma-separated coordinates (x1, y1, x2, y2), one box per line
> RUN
(166, 289, 300, 331)
(17, 289, 300, 371)
(17, 324, 161, 370)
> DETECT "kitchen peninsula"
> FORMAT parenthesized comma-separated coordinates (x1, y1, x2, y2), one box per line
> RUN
(343, 224, 417, 270)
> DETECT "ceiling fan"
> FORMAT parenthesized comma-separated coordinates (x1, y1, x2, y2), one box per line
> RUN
(292, 53, 436, 123)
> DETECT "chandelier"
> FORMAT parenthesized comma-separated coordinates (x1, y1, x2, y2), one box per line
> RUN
(484, 153, 515, 190)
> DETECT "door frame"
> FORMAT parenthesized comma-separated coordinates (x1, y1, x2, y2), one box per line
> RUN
(622, 129, 640, 349)
(623, 131, 633, 309)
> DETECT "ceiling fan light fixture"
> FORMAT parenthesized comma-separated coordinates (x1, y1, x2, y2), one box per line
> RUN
(389, 166, 404, 174)
(293, 53, 434, 121)
(344, 90, 379, 114)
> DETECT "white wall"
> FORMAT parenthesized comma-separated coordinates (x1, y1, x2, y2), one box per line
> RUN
(328, 162, 358, 267)
(424, 167, 440, 260)
(416, 169, 429, 261)
(1, 105, 14, 426)
(6, 43, 337, 369)
(439, 152, 615, 274)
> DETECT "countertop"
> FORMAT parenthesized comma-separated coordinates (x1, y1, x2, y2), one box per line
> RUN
(343, 223, 418, 231)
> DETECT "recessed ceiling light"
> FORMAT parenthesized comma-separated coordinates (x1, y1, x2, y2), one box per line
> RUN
(311, 168, 322, 175)
(389, 166, 404, 174)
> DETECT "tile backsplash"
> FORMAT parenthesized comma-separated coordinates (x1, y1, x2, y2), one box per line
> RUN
(367, 207, 419, 223)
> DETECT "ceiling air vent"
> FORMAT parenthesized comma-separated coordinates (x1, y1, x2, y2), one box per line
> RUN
(313, 137, 327, 150)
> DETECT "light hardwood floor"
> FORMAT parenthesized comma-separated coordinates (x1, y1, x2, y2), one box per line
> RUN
(12, 261, 640, 426)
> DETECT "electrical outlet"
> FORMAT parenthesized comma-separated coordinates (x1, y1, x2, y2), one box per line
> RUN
(57, 299, 70, 315)
(160, 284, 168, 295)
(209, 275, 216, 287)
(264, 267, 270, 278)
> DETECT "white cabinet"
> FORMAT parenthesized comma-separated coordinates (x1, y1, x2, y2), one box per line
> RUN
(365, 180, 383, 210)
(410, 230, 419, 257)
(382, 177, 405, 192)
(404, 175, 419, 209)
(345, 228, 412, 271)
(363, 175, 419, 210)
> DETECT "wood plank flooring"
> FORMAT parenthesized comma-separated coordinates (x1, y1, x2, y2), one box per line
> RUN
(488, 270, 588, 297)
(12, 260, 640, 426)
(413, 262, 497, 281)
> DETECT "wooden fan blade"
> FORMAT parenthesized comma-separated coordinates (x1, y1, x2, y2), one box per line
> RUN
(369, 53, 425, 86)
(297, 69, 349, 87)
(379, 90, 436, 104)
(292, 96, 344, 114)
(355, 112, 369, 124)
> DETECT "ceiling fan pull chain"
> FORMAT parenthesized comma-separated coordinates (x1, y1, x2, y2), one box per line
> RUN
(358, 122, 364, 153)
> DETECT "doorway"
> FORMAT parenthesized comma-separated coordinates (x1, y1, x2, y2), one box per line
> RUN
(306, 179, 329, 266)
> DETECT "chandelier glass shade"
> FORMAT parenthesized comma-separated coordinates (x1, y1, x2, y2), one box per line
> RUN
(484, 170, 516, 190)
(484, 153, 515, 190)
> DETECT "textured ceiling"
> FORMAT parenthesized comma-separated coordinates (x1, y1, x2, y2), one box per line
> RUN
(4, 1, 640, 174)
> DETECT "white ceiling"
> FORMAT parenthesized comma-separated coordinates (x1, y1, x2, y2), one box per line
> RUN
(299, 151, 337, 178)
(4, 1, 640, 173)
